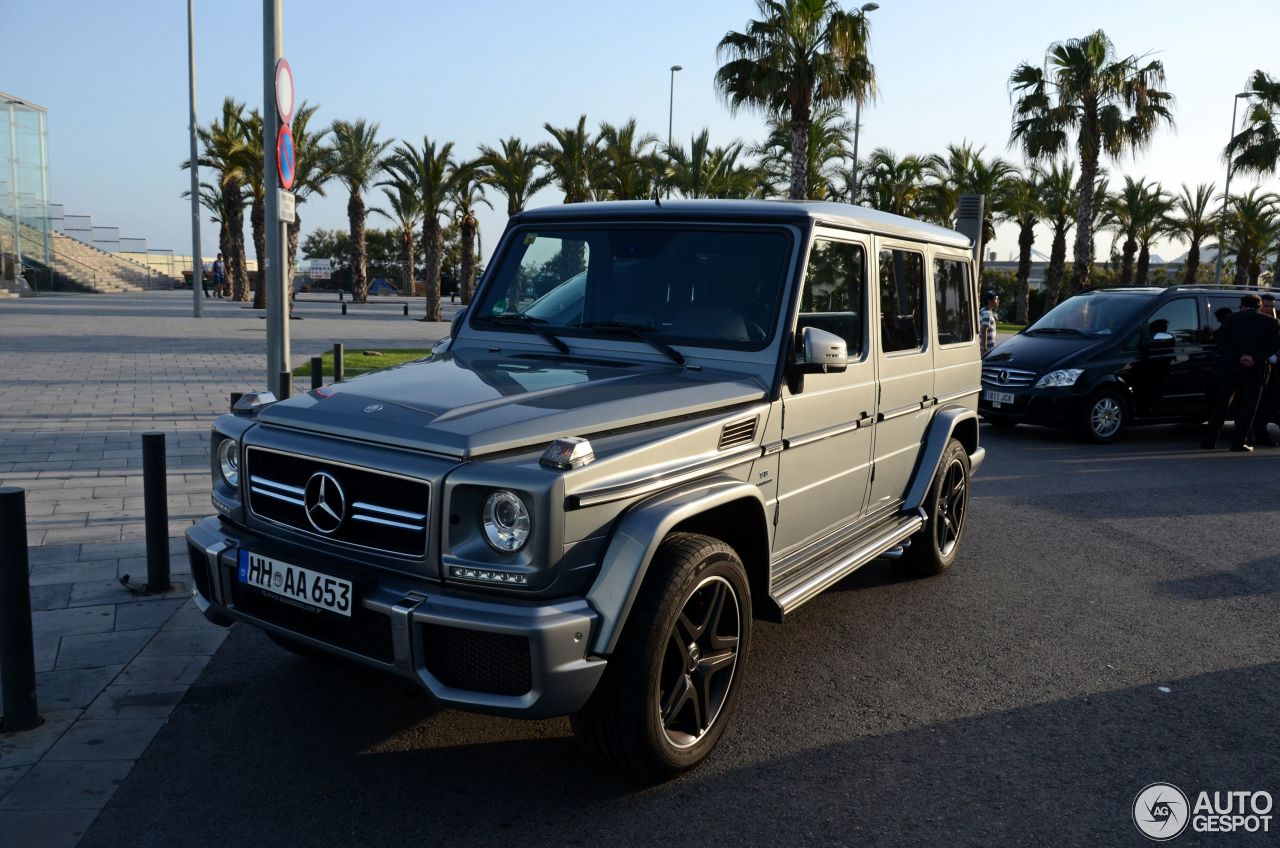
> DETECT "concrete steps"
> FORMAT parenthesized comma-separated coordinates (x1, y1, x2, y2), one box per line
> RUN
(49, 230, 175, 294)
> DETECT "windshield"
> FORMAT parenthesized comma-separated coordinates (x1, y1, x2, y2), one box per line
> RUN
(472, 226, 793, 351)
(1026, 291, 1153, 337)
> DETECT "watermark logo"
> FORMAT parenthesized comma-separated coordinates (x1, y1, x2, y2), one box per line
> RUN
(1133, 783, 1190, 841)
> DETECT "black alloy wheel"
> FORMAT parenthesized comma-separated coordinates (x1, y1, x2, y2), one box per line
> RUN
(657, 574, 741, 748)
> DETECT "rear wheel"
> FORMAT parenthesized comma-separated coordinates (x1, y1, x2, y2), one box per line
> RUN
(901, 438, 971, 576)
(572, 533, 751, 783)
(1081, 389, 1126, 443)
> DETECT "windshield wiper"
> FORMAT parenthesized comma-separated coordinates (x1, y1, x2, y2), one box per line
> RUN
(483, 314, 571, 354)
(1028, 326, 1085, 336)
(576, 321, 686, 366)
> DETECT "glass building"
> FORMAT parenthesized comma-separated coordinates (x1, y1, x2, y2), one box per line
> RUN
(0, 92, 50, 281)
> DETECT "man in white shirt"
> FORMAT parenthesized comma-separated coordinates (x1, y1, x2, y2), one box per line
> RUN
(979, 290, 999, 356)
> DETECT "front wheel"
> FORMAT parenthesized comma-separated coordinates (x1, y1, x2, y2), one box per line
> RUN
(571, 533, 751, 782)
(1081, 389, 1127, 443)
(901, 438, 971, 576)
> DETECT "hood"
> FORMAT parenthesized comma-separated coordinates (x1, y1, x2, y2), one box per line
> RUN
(983, 331, 1111, 374)
(257, 350, 767, 458)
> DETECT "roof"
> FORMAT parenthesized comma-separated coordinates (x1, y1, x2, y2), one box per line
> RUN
(515, 199, 973, 249)
(0, 91, 47, 113)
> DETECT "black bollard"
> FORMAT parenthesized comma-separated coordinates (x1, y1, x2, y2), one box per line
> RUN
(311, 356, 324, 390)
(341, 302, 347, 316)
(402, 304, 409, 316)
(230, 391, 244, 411)
(141, 434, 172, 593)
(333, 343, 345, 383)
(338, 289, 344, 302)
(278, 371, 293, 400)
(0, 487, 41, 731)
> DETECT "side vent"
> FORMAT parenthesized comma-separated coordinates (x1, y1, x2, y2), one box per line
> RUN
(718, 417, 758, 451)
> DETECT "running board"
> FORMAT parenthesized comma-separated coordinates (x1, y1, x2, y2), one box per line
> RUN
(772, 510, 926, 616)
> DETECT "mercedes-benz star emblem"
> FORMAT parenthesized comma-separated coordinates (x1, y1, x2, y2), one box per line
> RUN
(303, 471, 346, 534)
(998, 369, 1009, 385)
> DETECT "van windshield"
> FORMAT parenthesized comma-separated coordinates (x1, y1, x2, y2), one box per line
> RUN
(1025, 292, 1154, 338)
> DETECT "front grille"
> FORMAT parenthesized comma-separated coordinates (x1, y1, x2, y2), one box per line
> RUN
(245, 447, 429, 558)
(981, 366, 1037, 388)
(229, 576, 395, 663)
(419, 623, 533, 696)
(718, 417, 758, 450)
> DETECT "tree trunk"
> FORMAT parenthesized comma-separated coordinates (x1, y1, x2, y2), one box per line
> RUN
(223, 183, 249, 301)
(1183, 242, 1200, 284)
(348, 192, 368, 302)
(401, 228, 416, 298)
(287, 213, 300, 315)
(1233, 247, 1251, 286)
(423, 216, 443, 321)
(250, 194, 266, 309)
(1015, 218, 1035, 324)
(1120, 236, 1137, 284)
(1045, 220, 1069, 312)
(1135, 242, 1151, 285)
(460, 216, 476, 305)
(1069, 118, 1101, 293)
(788, 100, 812, 200)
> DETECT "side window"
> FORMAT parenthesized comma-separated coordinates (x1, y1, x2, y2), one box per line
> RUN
(933, 257, 974, 345)
(1146, 298, 1198, 344)
(878, 248, 926, 353)
(797, 239, 866, 356)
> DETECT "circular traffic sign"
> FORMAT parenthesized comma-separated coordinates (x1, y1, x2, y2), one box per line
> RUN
(276, 123, 295, 190)
(275, 58, 294, 123)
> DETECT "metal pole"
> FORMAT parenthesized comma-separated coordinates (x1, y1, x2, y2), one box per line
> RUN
(0, 487, 40, 732)
(278, 370, 292, 399)
(851, 96, 862, 204)
(1215, 95, 1245, 287)
(310, 356, 323, 389)
(141, 434, 171, 593)
(186, 0, 203, 317)
(667, 68, 676, 149)
(263, 0, 289, 395)
(333, 343, 344, 383)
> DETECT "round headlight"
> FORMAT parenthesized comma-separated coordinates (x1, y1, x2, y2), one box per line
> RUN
(217, 439, 240, 488)
(482, 490, 530, 553)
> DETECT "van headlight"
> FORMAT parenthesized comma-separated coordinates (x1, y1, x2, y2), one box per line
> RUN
(217, 439, 240, 488)
(1035, 369, 1084, 388)
(482, 490, 531, 552)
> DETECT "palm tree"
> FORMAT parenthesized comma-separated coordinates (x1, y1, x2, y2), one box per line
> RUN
(1001, 171, 1043, 323)
(924, 142, 1017, 276)
(1009, 30, 1174, 293)
(477, 137, 552, 216)
(330, 119, 392, 302)
(1037, 160, 1078, 311)
(539, 116, 594, 203)
(858, 148, 928, 216)
(182, 180, 229, 284)
(1226, 70, 1280, 177)
(1133, 188, 1173, 285)
(752, 106, 853, 200)
(594, 119, 661, 200)
(372, 181, 423, 300)
(237, 109, 270, 309)
(385, 136, 460, 320)
(665, 129, 760, 199)
(189, 97, 251, 300)
(1221, 188, 1280, 285)
(716, 0, 876, 199)
(283, 103, 334, 302)
(1102, 176, 1158, 284)
(1168, 182, 1216, 284)
(451, 166, 492, 305)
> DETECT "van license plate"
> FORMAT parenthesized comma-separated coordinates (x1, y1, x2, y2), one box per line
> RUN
(984, 390, 1014, 406)
(238, 551, 352, 617)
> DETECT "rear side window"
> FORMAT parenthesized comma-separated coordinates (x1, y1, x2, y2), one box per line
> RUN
(933, 257, 974, 345)
(879, 248, 926, 353)
(1146, 298, 1199, 343)
(798, 239, 866, 356)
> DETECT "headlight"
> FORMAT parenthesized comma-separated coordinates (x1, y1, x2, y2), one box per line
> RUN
(217, 439, 240, 488)
(482, 490, 530, 552)
(1035, 369, 1084, 388)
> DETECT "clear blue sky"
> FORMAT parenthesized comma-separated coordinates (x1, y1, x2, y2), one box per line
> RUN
(4, 0, 1278, 263)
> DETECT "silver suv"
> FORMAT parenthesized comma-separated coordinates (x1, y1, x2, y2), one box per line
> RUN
(187, 200, 985, 780)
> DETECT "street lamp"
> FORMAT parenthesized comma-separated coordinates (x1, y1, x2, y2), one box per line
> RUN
(1214, 90, 1252, 286)
(848, 3, 877, 205)
(668, 65, 683, 150)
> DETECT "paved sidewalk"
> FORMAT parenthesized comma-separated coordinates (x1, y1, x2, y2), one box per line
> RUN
(0, 291, 451, 847)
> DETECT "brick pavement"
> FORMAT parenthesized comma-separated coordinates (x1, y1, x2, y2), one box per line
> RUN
(0, 290, 453, 847)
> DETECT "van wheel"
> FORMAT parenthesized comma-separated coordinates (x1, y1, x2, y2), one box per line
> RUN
(901, 438, 971, 576)
(1082, 389, 1126, 443)
(571, 533, 751, 783)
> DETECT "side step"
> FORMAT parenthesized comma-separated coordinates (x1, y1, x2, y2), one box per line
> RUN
(772, 509, 925, 616)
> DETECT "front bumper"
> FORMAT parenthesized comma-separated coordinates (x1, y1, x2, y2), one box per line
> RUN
(978, 384, 1087, 428)
(185, 516, 606, 718)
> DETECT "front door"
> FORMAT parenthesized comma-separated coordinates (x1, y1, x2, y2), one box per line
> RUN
(1132, 296, 1213, 419)
(774, 233, 875, 555)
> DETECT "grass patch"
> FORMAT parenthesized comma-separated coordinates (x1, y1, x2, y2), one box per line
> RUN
(997, 322, 1025, 334)
(292, 347, 435, 378)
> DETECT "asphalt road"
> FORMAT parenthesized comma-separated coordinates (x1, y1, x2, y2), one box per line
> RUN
(82, 423, 1280, 848)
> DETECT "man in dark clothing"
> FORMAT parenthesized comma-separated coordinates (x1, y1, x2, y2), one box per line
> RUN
(1202, 294, 1280, 452)
(1251, 294, 1280, 445)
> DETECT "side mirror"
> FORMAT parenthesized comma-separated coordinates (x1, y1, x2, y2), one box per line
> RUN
(450, 306, 468, 341)
(1151, 331, 1174, 342)
(797, 326, 848, 374)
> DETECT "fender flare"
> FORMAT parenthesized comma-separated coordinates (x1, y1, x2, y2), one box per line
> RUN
(902, 406, 984, 513)
(584, 475, 767, 656)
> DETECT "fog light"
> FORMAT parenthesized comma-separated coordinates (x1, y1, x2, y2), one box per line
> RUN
(450, 566, 529, 585)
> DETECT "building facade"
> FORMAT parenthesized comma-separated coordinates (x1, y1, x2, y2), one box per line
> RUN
(0, 92, 50, 281)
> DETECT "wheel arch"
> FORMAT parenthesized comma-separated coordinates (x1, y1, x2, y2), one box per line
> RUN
(585, 476, 769, 656)
(902, 406, 984, 513)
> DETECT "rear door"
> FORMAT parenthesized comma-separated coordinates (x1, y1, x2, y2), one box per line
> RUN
(930, 250, 980, 409)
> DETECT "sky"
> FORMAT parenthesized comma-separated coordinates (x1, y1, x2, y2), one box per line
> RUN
(4, 0, 1279, 265)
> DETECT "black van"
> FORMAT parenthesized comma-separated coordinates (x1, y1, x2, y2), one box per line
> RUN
(979, 286, 1265, 442)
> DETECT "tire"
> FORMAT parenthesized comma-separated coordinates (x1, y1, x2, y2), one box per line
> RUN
(1081, 388, 1127, 443)
(901, 438, 971, 576)
(571, 533, 752, 783)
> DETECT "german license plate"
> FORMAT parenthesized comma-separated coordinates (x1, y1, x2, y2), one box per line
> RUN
(984, 390, 1014, 406)
(238, 551, 352, 617)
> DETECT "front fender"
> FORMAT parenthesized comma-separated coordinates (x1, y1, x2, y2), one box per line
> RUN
(902, 406, 984, 513)
(585, 475, 766, 656)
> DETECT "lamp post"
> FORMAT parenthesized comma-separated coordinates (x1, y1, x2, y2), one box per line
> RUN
(668, 65, 683, 150)
(848, 2, 877, 204)
(1214, 91, 1252, 286)
(186, 0, 203, 317)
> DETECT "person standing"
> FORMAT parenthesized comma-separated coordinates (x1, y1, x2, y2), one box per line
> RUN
(1201, 294, 1280, 452)
(212, 253, 227, 298)
(979, 290, 999, 356)
(1250, 293, 1280, 446)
